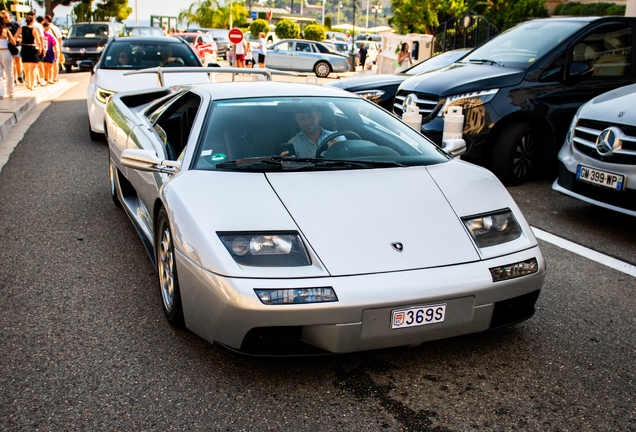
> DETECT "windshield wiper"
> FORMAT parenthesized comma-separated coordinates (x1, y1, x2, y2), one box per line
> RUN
(214, 156, 405, 171)
(468, 58, 503, 66)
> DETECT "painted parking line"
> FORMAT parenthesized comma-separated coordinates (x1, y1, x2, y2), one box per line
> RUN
(532, 226, 636, 278)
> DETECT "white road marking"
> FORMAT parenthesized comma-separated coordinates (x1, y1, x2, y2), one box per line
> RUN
(532, 226, 636, 277)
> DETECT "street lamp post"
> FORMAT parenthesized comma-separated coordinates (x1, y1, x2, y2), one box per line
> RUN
(372, 2, 381, 33)
(338, 1, 342, 24)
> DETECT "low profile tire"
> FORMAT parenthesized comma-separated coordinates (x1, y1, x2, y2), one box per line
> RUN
(65, 65, 72, 73)
(88, 118, 103, 141)
(491, 122, 537, 186)
(108, 151, 122, 207)
(156, 208, 184, 327)
(314, 61, 331, 78)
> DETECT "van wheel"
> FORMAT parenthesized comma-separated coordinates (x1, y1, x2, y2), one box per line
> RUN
(314, 61, 331, 78)
(491, 123, 537, 186)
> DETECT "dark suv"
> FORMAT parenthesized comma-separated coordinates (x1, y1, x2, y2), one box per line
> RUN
(62, 22, 125, 72)
(395, 17, 636, 184)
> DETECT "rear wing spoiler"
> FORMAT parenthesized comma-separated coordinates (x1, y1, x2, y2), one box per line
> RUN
(124, 67, 298, 87)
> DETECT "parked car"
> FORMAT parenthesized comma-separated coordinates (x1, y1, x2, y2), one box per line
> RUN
(104, 76, 545, 355)
(395, 16, 636, 185)
(62, 21, 125, 73)
(128, 26, 164, 37)
(553, 83, 636, 216)
(325, 49, 471, 111)
(175, 32, 218, 65)
(266, 39, 349, 77)
(323, 41, 350, 57)
(325, 31, 346, 42)
(354, 40, 380, 64)
(187, 28, 229, 59)
(83, 36, 205, 140)
(355, 33, 381, 42)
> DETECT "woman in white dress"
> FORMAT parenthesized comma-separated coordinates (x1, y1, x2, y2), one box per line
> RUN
(395, 42, 412, 73)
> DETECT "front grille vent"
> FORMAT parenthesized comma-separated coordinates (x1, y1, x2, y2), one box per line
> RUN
(393, 90, 440, 120)
(572, 118, 636, 165)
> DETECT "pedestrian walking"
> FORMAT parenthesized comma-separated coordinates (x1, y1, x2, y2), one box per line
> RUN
(15, 12, 43, 91)
(0, 18, 16, 98)
(234, 38, 245, 68)
(41, 22, 58, 84)
(34, 16, 46, 85)
(359, 43, 368, 71)
(0, 10, 21, 85)
(258, 32, 267, 68)
(44, 15, 62, 83)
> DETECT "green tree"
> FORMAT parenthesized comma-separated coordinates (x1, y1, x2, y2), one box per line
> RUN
(304, 23, 325, 41)
(324, 16, 332, 30)
(72, 0, 92, 22)
(92, 0, 132, 22)
(249, 18, 269, 38)
(275, 19, 300, 39)
(390, 0, 440, 34)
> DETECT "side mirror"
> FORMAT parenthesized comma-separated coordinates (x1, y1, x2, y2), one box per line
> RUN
(566, 61, 594, 84)
(120, 149, 181, 173)
(79, 60, 94, 73)
(442, 138, 466, 158)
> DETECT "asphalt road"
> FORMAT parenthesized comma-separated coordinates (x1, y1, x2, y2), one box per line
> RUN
(1, 72, 635, 431)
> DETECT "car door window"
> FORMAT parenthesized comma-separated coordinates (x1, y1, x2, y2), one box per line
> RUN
(153, 92, 202, 160)
(573, 24, 632, 77)
(295, 42, 312, 52)
(274, 42, 292, 52)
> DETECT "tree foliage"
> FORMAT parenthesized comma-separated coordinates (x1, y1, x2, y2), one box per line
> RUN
(178, 0, 247, 29)
(391, 0, 548, 35)
(93, 0, 132, 22)
(249, 18, 269, 38)
(324, 16, 332, 30)
(304, 23, 325, 41)
(554, 2, 625, 16)
(275, 19, 300, 39)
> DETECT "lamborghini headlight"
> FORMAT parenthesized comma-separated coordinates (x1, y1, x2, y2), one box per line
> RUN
(354, 89, 385, 104)
(95, 86, 114, 104)
(218, 232, 311, 267)
(437, 89, 499, 117)
(462, 209, 522, 248)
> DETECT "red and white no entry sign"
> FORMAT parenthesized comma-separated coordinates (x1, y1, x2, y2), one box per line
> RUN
(228, 28, 244, 44)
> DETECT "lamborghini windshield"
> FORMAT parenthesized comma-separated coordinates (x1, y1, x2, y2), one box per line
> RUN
(194, 97, 450, 171)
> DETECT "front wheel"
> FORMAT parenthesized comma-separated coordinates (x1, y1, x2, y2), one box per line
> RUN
(314, 61, 331, 78)
(156, 208, 184, 326)
(65, 65, 72, 73)
(491, 123, 537, 186)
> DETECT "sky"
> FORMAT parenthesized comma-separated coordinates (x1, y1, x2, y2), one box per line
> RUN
(36, 0, 188, 28)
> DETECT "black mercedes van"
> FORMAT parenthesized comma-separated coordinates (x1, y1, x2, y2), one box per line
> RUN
(395, 16, 636, 185)
(62, 22, 125, 73)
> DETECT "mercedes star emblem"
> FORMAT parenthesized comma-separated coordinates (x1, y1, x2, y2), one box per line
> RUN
(402, 94, 417, 113)
(596, 127, 623, 156)
(391, 242, 403, 252)
(618, 111, 625, 117)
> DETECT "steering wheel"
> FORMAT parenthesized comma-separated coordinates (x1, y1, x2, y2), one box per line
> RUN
(315, 130, 361, 158)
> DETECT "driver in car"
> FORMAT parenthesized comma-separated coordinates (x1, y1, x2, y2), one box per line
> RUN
(283, 105, 341, 158)
(159, 46, 185, 66)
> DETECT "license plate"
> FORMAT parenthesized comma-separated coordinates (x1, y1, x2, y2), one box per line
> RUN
(391, 304, 446, 330)
(576, 165, 624, 190)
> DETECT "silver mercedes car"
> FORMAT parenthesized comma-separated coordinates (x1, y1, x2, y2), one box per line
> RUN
(105, 75, 545, 355)
(266, 39, 350, 78)
(554, 83, 636, 217)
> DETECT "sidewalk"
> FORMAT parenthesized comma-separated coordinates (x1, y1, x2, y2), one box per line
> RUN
(0, 78, 72, 141)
